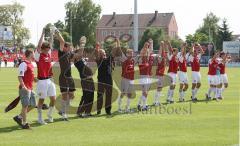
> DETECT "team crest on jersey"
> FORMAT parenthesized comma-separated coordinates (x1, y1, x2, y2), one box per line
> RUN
(44, 57, 50, 62)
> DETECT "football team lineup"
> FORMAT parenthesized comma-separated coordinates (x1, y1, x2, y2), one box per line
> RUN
(2, 26, 234, 129)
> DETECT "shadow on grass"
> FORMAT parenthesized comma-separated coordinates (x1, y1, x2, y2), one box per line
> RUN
(0, 125, 23, 133)
(0, 98, 218, 133)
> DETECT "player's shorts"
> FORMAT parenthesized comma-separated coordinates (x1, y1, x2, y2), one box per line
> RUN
(168, 72, 177, 85)
(59, 74, 76, 93)
(221, 74, 228, 84)
(19, 89, 36, 107)
(156, 75, 164, 88)
(139, 75, 151, 92)
(192, 71, 201, 84)
(121, 78, 134, 94)
(36, 79, 56, 99)
(208, 75, 219, 85)
(178, 71, 188, 84)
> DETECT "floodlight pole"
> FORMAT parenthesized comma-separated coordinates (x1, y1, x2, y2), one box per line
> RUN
(133, 0, 138, 52)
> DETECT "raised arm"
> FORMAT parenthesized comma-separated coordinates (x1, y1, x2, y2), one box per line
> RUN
(165, 40, 172, 55)
(198, 43, 204, 55)
(159, 41, 164, 56)
(181, 42, 187, 55)
(36, 28, 45, 53)
(55, 29, 65, 51)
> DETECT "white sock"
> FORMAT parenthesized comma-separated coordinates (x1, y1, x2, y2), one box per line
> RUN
(170, 90, 174, 101)
(167, 89, 171, 100)
(182, 91, 185, 99)
(117, 96, 122, 109)
(48, 106, 54, 118)
(195, 88, 199, 97)
(154, 91, 160, 103)
(66, 99, 70, 113)
(208, 87, 213, 98)
(61, 99, 67, 114)
(18, 115, 22, 119)
(218, 88, 222, 98)
(126, 98, 131, 110)
(179, 89, 184, 99)
(167, 89, 174, 101)
(38, 108, 43, 121)
(142, 96, 147, 108)
(213, 88, 217, 98)
(192, 89, 195, 98)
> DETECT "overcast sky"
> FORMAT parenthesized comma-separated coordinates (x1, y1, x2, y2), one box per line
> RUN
(0, 0, 239, 44)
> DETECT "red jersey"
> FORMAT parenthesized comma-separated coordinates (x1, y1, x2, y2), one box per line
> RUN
(208, 59, 218, 75)
(178, 53, 187, 72)
(35, 51, 53, 79)
(168, 55, 178, 73)
(218, 62, 226, 74)
(139, 57, 149, 75)
(190, 54, 201, 72)
(18, 60, 34, 90)
(156, 58, 165, 76)
(122, 58, 134, 80)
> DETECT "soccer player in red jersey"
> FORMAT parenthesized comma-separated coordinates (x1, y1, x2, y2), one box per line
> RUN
(137, 40, 155, 110)
(206, 52, 220, 100)
(188, 43, 204, 101)
(177, 43, 188, 102)
(154, 41, 167, 105)
(13, 49, 35, 129)
(218, 52, 230, 99)
(117, 49, 135, 112)
(166, 41, 179, 104)
(35, 28, 56, 124)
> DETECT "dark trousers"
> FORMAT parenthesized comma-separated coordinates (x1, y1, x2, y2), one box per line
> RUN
(77, 78, 94, 115)
(97, 79, 112, 113)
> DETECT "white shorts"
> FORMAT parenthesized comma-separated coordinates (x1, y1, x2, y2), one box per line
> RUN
(208, 75, 220, 85)
(157, 76, 164, 87)
(139, 75, 151, 91)
(36, 79, 56, 99)
(121, 78, 134, 94)
(221, 74, 228, 84)
(178, 71, 188, 84)
(168, 72, 177, 85)
(192, 71, 201, 83)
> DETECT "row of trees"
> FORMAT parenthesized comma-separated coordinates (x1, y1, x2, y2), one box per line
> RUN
(185, 12, 233, 50)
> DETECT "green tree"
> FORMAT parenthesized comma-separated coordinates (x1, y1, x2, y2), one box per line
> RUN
(25, 43, 35, 49)
(196, 12, 219, 46)
(0, 2, 30, 46)
(185, 32, 208, 44)
(170, 38, 183, 49)
(54, 20, 65, 31)
(139, 27, 165, 51)
(65, 0, 101, 47)
(216, 19, 233, 50)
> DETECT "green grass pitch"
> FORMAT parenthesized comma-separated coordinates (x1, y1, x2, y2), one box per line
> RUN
(0, 67, 239, 146)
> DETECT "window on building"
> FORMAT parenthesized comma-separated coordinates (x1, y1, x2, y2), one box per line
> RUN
(102, 31, 108, 37)
(111, 31, 116, 36)
(119, 31, 123, 36)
